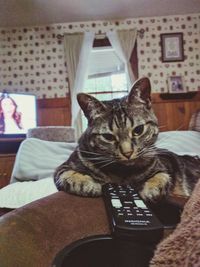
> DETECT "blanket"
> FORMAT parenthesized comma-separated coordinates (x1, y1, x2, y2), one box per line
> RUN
(150, 178, 200, 266)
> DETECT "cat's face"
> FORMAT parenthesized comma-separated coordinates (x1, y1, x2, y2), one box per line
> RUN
(77, 77, 158, 164)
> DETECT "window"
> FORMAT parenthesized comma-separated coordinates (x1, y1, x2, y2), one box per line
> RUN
(82, 45, 129, 130)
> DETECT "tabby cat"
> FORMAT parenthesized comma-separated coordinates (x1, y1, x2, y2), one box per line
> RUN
(54, 77, 200, 202)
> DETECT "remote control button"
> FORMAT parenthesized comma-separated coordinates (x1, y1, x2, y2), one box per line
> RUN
(111, 199, 122, 208)
(110, 193, 117, 196)
(124, 201, 133, 204)
(134, 199, 147, 209)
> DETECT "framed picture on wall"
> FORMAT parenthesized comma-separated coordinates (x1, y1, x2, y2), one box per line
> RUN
(161, 33, 184, 62)
(167, 76, 186, 93)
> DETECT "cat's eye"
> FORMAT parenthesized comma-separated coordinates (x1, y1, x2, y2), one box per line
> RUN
(133, 125, 144, 136)
(102, 133, 116, 141)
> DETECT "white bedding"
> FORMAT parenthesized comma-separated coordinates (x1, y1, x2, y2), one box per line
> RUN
(156, 131, 200, 157)
(0, 131, 199, 209)
(10, 138, 77, 183)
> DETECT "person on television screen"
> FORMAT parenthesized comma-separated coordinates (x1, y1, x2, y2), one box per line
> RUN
(0, 93, 23, 134)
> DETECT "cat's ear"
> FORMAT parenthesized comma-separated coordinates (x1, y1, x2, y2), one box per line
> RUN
(128, 77, 151, 108)
(77, 93, 106, 120)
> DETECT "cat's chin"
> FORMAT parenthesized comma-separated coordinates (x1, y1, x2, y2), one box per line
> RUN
(118, 159, 135, 166)
(118, 155, 146, 166)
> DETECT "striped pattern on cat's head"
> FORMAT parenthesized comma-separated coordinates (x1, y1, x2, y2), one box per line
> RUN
(77, 77, 158, 165)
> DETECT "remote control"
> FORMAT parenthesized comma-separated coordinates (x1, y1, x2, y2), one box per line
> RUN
(102, 183, 164, 244)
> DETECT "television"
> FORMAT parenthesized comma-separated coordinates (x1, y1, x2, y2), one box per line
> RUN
(0, 92, 37, 139)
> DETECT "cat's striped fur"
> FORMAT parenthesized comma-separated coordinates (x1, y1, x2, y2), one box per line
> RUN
(54, 77, 200, 201)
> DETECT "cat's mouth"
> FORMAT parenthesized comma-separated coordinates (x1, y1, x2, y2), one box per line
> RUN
(117, 155, 138, 165)
(118, 151, 138, 161)
(117, 150, 148, 165)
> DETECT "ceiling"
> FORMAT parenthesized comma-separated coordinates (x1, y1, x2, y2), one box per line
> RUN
(0, 0, 200, 28)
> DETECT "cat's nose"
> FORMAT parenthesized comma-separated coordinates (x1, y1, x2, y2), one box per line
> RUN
(120, 141, 133, 159)
(122, 151, 133, 159)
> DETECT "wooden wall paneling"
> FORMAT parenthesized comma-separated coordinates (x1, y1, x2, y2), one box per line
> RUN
(37, 107, 69, 126)
(152, 103, 168, 132)
(37, 96, 71, 126)
(165, 102, 186, 131)
(35, 93, 200, 132)
(152, 92, 200, 131)
(184, 101, 200, 129)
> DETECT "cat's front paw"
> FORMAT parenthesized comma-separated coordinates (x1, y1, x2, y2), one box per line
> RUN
(139, 172, 171, 202)
(58, 170, 102, 197)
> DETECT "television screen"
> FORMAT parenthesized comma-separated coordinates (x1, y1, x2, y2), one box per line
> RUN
(0, 92, 37, 137)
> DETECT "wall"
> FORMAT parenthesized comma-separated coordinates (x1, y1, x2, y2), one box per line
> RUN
(138, 14, 200, 93)
(0, 13, 199, 98)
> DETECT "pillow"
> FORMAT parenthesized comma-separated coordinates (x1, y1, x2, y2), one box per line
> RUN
(0, 178, 58, 209)
(10, 138, 77, 183)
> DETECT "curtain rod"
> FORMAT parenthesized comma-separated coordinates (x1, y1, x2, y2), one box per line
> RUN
(57, 29, 145, 40)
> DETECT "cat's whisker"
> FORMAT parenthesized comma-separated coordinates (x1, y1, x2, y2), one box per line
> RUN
(155, 148, 173, 155)
(142, 152, 155, 157)
(98, 160, 116, 168)
(77, 149, 103, 156)
(156, 123, 185, 146)
(146, 148, 158, 154)
(157, 145, 175, 150)
(137, 146, 156, 155)
(156, 139, 171, 144)
(144, 145, 156, 150)
(84, 157, 109, 161)
(137, 146, 157, 157)
(83, 156, 116, 167)
(83, 156, 114, 162)
(145, 148, 157, 153)
(95, 160, 115, 166)
(158, 125, 167, 129)
(145, 145, 172, 153)
(78, 148, 114, 158)
(142, 148, 156, 154)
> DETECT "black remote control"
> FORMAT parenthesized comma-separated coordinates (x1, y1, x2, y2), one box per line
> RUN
(102, 183, 164, 244)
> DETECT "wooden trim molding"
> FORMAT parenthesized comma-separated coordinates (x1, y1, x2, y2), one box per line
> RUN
(152, 92, 200, 103)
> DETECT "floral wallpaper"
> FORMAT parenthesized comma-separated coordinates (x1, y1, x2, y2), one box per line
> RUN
(0, 13, 199, 98)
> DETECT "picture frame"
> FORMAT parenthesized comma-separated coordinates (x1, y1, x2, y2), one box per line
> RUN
(167, 76, 186, 93)
(161, 33, 184, 62)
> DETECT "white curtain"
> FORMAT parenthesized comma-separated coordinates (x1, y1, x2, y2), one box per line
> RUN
(63, 32, 95, 139)
(107, 29, 137, 88)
